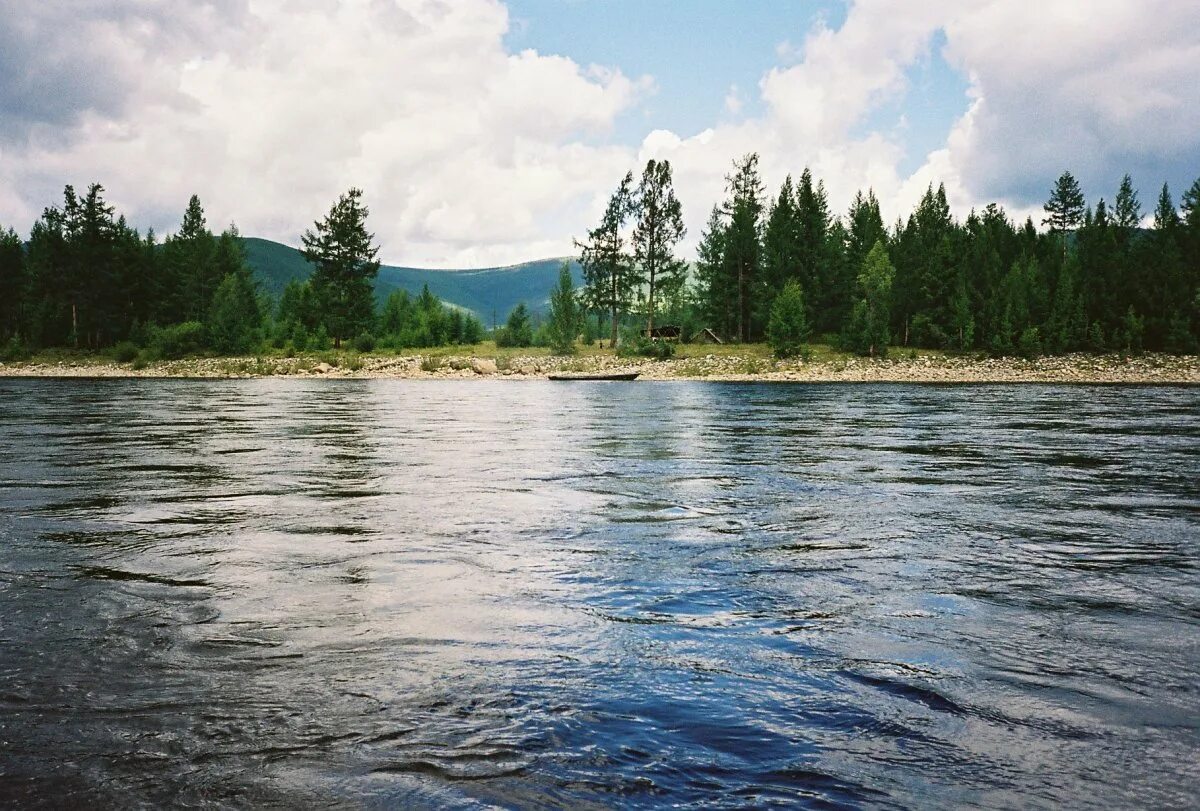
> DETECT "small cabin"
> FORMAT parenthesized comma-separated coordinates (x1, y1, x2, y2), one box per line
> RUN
(641, 324, 682, 342)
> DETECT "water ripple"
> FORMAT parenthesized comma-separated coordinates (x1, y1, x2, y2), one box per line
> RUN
(0, 378, 1197, 808)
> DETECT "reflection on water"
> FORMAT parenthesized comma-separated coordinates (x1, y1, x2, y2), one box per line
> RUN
(0, 379, 1197, 808)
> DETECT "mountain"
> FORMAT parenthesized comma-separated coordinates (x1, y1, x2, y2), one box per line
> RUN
(242, 237, 581, 321)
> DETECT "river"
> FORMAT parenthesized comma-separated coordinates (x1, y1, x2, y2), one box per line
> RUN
(0, 379, 1197, 808)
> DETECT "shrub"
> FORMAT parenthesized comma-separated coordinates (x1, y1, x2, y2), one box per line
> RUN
(1017, 326, 1043, 358)
(151, 321, 206, 359)
(419, 355, 443, 372)
(354, 332, 377, 353)
(0, 336, 30, 362)
(766, 281, 811, 358)
(618, 335, 675, 359)
(311, 324, 332, 351)
(112, 341, 139, 363)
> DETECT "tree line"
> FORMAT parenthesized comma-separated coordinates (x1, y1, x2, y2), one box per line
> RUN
(3, 163, 1199, 361)
(0, 186, 485, 358)
(578, 157, 1200, 356)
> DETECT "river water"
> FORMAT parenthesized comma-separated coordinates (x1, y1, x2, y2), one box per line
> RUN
(0, 379, 1197, 808)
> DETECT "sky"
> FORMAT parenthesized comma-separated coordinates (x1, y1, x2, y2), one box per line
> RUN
(1, 0, 1198, 268)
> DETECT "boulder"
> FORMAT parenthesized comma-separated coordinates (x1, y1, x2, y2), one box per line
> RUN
(314, 362, 333, 374)
(471, 358, 498, 375)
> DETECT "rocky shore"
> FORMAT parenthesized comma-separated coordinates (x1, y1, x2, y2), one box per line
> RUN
(2, 351, 1198, 384)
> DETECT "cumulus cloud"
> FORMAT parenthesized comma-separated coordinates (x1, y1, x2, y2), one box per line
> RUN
(1, 0, 1197, 265)
(648, 0, 1200, 250)
(0, 0, 645, 266)
(937, 0, 1200, 207)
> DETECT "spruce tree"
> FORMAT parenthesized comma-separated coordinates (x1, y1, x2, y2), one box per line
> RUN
(761, 176, 799, 309)
(693, 205, 734, 338)
(207, 228, 261, 354)
(1180, 177, 1200, 348)
(632, 159, 686, 336)
(498, 303, 533, 347)
(546, 263, 581, 355)
(1145, 184, 1184, 349)
(1114, 174, 1142, 231)
(167, 195, 217, 323)
(380, 289, 414, 343)
(794, 168, 831, 324)
(301, 188, 380, 349)
(766, 280, 810, 358)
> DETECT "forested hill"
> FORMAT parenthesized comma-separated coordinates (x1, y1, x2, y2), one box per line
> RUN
(242, 237, 581, 319)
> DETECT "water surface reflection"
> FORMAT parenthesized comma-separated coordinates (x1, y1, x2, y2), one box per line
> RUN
(0, 379, 1197, 808)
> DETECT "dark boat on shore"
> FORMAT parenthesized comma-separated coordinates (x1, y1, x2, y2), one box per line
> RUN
(547, 372, 640, 381)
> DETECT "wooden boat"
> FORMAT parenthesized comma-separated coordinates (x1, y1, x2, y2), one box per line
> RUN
(547, 371, 640, 381)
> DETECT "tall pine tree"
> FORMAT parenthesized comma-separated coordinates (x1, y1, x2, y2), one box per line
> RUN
(577, 172, 635, 346)
(632, 159, 686, 335)
(301, 188, 380, 349)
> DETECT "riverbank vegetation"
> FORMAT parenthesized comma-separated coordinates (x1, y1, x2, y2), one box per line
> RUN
(579, 158, 1200, 359)
(1, 160, 1198, 366)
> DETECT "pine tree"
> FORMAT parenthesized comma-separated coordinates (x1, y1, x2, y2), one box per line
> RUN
(578, 173, 635, 346)
(722, 153, 765, 342)
(546, 263, 581, 355)
(1043, 171, 1086, 232)
(0, 226, 25, 341)
(632, 159, 686, 336)
(300, 188, 380, 348)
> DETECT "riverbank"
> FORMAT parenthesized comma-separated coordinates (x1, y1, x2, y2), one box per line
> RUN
(2, 348, 1199, 384)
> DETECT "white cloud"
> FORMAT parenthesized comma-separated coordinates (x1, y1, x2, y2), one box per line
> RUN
(0, 0, 645, 267)
(937, 0, 1200, 207)
(636, 0, 1200, 250)
(1, 0, 1197, 266)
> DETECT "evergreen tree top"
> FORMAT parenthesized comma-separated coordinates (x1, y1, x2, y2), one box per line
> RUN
(1043, 171, 1086, 232)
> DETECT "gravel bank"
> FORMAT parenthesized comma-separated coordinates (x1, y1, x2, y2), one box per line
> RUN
(2, 352, 1198, 384)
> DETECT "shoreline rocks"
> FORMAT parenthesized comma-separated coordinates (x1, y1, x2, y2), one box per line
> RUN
(2, 352, 1198, 385)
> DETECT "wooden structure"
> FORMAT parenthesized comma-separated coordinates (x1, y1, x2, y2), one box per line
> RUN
(693, 328, 724, 344)
(641, 325, 682, 342)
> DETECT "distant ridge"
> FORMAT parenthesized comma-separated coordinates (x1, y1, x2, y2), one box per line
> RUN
(242, 237, 582, 320)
